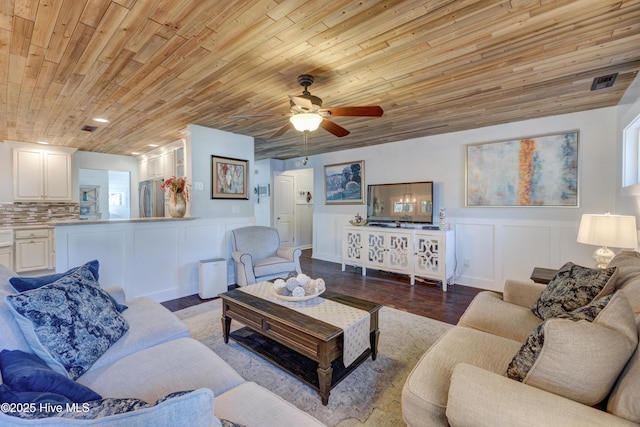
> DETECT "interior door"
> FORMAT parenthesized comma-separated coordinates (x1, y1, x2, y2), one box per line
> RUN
(273, 173, 295, 247)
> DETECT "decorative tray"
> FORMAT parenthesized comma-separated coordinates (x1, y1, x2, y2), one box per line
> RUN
(348, 220, 368, 226)
(270, 285, 325, 301)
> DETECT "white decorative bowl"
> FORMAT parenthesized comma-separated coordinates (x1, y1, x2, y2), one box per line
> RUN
(270, 282, 326, 301)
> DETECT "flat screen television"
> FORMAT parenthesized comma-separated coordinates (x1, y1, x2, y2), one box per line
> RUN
(366, 181, 434, 225)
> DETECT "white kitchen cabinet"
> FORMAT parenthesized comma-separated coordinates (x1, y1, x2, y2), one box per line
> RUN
(138, 157, 149, 181)
(342, 226, 455, 291)
(147, 155, 162, 179)
(0, 247, 13, 269)
(11, 144, 75, 201)
(14, 229, 51, 272)
(162, 149, 175, 178)
(138, 140, 186, 183)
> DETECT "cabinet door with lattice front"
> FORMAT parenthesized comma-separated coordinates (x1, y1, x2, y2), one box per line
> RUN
(386, 233, 411, 270)
(367, 231, 387, 267)
(343, 228, 364, 264)
(414, 233, 444, 278)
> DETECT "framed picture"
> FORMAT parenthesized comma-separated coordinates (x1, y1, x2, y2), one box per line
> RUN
(466, 131, 579, 207)
(211, 155, 248, 199)
(324, 160, 365, 204)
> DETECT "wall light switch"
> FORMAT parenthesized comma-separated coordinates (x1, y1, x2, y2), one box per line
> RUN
(232, 205, 239, 214)
(194, 181, 204, 191)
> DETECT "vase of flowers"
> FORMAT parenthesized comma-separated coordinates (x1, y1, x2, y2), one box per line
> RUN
(161, 176, 190, 218)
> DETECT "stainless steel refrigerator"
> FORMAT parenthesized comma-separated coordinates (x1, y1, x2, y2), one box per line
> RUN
(139, 179, 165, 218)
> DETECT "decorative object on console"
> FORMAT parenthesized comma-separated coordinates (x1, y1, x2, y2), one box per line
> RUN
(577, 212, 638, 268)
(349, 212, 368, 226)
(466, 131, 579, 207)
(439, 208, 447, 230)
(324, 161, 364, 204)
(211, 155, 248, 200)
(161, 176, 190, 218)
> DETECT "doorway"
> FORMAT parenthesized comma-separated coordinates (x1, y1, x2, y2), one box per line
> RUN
(273, 169, 314, 249)
(79, 169, 131, 220)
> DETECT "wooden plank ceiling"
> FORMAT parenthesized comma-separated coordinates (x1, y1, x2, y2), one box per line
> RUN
(1, 0, 639, 160)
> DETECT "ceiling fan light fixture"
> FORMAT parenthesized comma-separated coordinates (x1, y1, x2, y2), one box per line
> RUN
(290, 113, 323, 132)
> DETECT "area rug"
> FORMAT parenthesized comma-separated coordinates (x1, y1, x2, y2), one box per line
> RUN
(175, 299, 452, 426)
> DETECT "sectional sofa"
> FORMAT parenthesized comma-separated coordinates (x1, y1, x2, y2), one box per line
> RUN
(0, 263, 324, 426)
(403, 251, 640, 426)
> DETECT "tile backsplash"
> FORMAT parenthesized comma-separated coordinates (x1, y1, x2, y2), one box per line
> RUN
(0, 202, 79, 227)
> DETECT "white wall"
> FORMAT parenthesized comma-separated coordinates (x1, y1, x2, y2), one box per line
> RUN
(187, 124, 255, 219)
(253, 158, 276, 226)
(283, 107, 621, 292)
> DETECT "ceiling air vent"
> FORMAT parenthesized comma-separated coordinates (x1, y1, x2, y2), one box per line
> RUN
(591, 73, 618, 91)
(81, 125, 98, 132)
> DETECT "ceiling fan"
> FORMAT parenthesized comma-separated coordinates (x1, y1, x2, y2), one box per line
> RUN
(231, 74, 384, 139)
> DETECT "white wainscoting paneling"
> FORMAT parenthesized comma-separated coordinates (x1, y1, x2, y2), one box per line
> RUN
(55, 217, 254, 302)
(312, 214, 596, 292)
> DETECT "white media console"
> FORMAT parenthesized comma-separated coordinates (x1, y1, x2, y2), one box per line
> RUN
(341, 225, 455, 291)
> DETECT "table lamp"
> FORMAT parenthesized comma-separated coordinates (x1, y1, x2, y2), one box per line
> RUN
(577, 212, 638, 268)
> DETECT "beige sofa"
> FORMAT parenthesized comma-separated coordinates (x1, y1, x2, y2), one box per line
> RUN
(0, 263, 323, 426)
(402, 251, 640, 427)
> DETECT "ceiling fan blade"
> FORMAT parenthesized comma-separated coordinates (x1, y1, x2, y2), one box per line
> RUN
(270, 121, 292, 138)
(289, 95, 313, 111)
(321, 106, 383, 117)
(230, 113, 284, 119)
(320, 118, 350, 137)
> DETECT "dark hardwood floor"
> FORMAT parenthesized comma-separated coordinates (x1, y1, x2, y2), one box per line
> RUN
(162, 249, 485, 325)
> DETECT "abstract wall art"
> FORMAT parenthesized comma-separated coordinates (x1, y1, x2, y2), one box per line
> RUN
(466, 131, 579, 207)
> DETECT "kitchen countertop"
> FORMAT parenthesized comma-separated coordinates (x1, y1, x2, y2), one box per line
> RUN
(50, 217, 196, 226)
(9, 225, 55, 230)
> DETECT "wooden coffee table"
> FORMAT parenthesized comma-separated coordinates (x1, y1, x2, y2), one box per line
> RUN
(220, 288, 382, 405)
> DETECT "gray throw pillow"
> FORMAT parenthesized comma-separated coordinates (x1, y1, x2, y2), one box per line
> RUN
(531, 262, 618, 320)
(5, 265, 129, 380)
(507, 291, 638, 405)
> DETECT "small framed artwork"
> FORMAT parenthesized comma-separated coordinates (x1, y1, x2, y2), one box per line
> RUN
(466, 131, 579, 207)
(211, 155, 249, 199)
(324, 160, 365, 204)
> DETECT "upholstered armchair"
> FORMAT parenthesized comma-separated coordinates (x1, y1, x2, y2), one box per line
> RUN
(231, 226, 302, 286)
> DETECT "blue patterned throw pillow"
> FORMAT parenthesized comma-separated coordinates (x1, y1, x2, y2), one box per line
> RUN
(9, 260, 100, 292)
(5, 265, 129, 380)
(8, 260, 127, 313)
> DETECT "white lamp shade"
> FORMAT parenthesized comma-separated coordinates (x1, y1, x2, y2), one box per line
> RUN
(289, 113, 323, 132)
(577, 213, 638, 249)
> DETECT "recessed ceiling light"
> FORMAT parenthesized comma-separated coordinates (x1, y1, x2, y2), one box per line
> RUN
(148, 144, 158, 147)
(93, 117, 110, 123)
(131, 152, 141, 155)
(37, 141, 49, 145)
